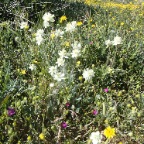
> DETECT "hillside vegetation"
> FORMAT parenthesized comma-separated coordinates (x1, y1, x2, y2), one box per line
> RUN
(0, 0, 144, 143)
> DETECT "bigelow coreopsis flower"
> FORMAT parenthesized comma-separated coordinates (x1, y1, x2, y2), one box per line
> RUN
(103, 126, 116, 139)
(82, 68, 95, 81)
(90, 131, 103, 144)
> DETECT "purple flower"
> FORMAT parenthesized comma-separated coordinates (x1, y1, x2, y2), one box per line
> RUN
(65, 102, 70, 108)
(104, 88, 108, 92)
(8, 108, 16, 116)
(61, 122, 67, 129)
(90, 41, 93, 45)
(92, 109, 98, 115)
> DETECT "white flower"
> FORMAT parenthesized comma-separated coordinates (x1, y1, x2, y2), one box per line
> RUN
(35, 29, 44, 45)
(15, 37, 19, 42)
(43, 20, 49, 28)
(105, 39, 112, 46)
(42, 12, 55, 22)
(58, 49, 68, 58)
(53, 72, 65, 82)
(29, 64, 36, 70)
(65, 21, 77, 32)
(71, 41, 81, 49)
(36, 29, 44, 37)
(55, 29, 64, 37)
(49, 66, 58, 76)
(20, 22, 29, 29)
(82, 68, 95, 81)
(56, 57, 65, 67)
(36, 35, 43, 45)
(112, 36, 122, 45)
(71, 49, 81, 58)
(90, 131, 102, 144)
(128, 132, 133, 137)
(49, 83, 54, 87)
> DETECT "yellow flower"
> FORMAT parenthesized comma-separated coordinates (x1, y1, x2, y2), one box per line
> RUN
(50, 33, 55, 39)
(91, 24, 95, 28)
(127, 104, 131, 107)
(24, 25, 29, 30)
(32, 33, 36, 38)
(79, 76, 83, 81)
(64, 41, 70, 47)
(33, 60, 38, 64)
(118, 142, 123, 144)
(76, 61, 81, 67)
(77, 21, 83, 26)
(39, 133, 45, 140)
(104, 119, 109, 124)
(117, 91, 122, 96)
(104, 126, 116, 139)
(120, 22, 124, 26)
(21, 70, 26, 75)
(27, 136, 31, 141)
(59, 15, 67, 23)
(84, 0, 95, 5)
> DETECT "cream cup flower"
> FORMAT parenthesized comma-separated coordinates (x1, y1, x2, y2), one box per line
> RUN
(82, 68, 95, 81)
(56, 57, 65, 67)
(53, 72, 65, 82)
(42, 12, 55, 22)
(90, 131, 103, 144)
(112, 36, 122, 45)
(105, 39, 112, 46)
(71, 49, 81, 58)
(58, 49, 68, 58)
(71, 41, 81, 49)
(49, 66, 58, 76)
(55, 29, 64, 37)
(65, 21, 77, 32)
(20, 22, 29, 29)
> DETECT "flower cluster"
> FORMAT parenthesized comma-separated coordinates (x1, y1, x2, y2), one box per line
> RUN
(49, 66, 65, 82)
(105, 36, 122, 46)
(65, 21, 77, 32)
(71, 41, 82, 58)
(82, 68, 95, 81)
(49, 41, 83, 82)
(42, 12, 55, 28)
(35, 29, 44, 45)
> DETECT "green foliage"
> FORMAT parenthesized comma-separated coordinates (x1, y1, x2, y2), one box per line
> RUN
(0, 0, 144, 143)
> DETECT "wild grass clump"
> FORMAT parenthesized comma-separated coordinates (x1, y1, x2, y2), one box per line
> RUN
(0, 0, 144, 143)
